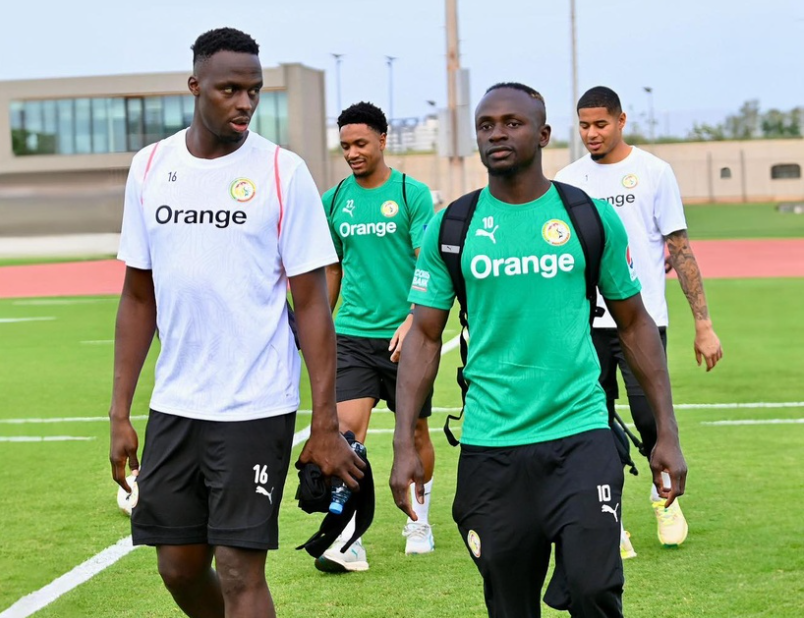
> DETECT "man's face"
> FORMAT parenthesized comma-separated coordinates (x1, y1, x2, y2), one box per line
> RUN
(189, 50, 263, 144)
(578, 107, 626, 161)
(339, 123, 386, 178)
(475, 88, 550, 177)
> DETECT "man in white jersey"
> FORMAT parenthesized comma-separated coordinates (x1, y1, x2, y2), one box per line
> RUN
(555, 86, 723, 558)
(108, 28, 364, 618)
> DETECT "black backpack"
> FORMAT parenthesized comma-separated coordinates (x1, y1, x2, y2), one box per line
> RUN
(437, 181, 641, 474)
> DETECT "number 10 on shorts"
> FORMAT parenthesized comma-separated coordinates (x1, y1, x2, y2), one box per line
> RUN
(597, 484, 611, 502)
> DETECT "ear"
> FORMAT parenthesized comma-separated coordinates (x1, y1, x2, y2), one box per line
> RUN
(618, 112, 627, 130)
(539, 124, 552, 148)
(378, 132, 387, 151)
(188, 75, 200, 96)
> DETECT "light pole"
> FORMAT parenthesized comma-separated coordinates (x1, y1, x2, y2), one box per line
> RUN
(331, 53, 344, 114)
(386, 55, 397, 151)
(569, 0, 582, 162)
(644, 86, 655, 143)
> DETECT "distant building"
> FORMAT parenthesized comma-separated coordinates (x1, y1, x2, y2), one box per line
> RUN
(0, 64, 328, 235)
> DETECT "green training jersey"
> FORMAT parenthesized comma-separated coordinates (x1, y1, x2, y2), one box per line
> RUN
(324, 169, 434, 338)
(409, 184, 641, 447)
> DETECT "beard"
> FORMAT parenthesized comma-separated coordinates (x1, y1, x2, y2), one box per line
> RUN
(486, 163, 521, 178)
(590, 152, 606, 161)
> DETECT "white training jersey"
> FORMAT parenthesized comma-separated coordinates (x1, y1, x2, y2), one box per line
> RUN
(555, 146, 686, 328)
(118, 129, 338, 421)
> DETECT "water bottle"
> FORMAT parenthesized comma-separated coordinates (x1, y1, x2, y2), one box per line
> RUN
(328, 437, 366, 515)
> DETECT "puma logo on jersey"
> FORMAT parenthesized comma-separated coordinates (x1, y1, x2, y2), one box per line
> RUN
(475, 225, 499, 244)
(601, 503, 619, 522)
(256, 486, 274, 503)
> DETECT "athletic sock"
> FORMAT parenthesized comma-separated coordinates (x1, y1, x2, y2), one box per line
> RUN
(408, 479, 433, 526)
(341, 512, 358, 543)
(651, 471, 672, 502)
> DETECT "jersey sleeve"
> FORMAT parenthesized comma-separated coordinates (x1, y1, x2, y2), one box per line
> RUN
(321, 186, 343, 260)
(407, 209, 455, 311)
(596, 199, 642, 301)
(279, 159, 338, 277)
(116, 151, 152, 270)
(654, 163, 687, 236)
(407, 183, 435, 250)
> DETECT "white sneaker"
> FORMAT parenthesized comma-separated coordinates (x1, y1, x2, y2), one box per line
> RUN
(403, 522, 435, 555)
(314, 537, 369, 573)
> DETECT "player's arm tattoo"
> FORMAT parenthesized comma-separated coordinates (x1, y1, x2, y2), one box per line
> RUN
(665, 230, 710, 322)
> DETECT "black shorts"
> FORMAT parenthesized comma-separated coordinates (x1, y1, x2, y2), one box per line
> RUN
(593, 327, 668, 401)
(452, 429, 624, 617)
(131, 410, 295, 551)
(336, 334, 432, 418)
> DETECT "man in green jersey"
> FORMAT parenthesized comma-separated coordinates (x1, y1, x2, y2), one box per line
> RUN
(390, 84, 687, 617)
(316, 102, 437, 573)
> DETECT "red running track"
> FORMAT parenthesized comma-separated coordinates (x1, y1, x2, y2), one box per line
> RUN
(1, 240, 803, 299)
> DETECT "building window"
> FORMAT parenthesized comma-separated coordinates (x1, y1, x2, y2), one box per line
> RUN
(10, 91, 290, 156)
(720, 167, 732, 179)
(771, 164, 801, 180)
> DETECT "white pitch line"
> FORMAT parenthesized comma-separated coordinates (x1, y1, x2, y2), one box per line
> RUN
(0, 436, 95, 443)
(0, 317, 55, 324)
(0, 537, 137, 618)
(0, 336, 464, 615)
(0, 415, 149, 425)
(701, 419, 804, 426)
(0, 423, 312, 618)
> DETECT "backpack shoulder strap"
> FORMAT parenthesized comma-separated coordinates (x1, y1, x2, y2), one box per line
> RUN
(438, 189, 482, 314)
(552, 181, 606, 324)
(437, 189, 482, 446)
(329, 177, 348, 218)
(401, 173, 408, 208)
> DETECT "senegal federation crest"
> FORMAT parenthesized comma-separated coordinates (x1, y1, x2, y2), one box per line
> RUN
(229, 178, 256, 203)
(467, 530, 481, 558)
(541, 219, 571, 246)
(380, 200, 399, 217)
(622, 174, 638, 189)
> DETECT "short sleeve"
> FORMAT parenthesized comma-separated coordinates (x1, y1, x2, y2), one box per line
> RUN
(322, 187, 343, 260)
(596, 199, 642, 301)
(407, 209, 456, 311)
(407, 184, 435, 250)
(654, 164, 687, 237)
(279, 158, 338, 277)
(117, 156, 152, 270)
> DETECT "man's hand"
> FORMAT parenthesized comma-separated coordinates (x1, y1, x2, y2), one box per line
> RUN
(389, 444, 425, 521)
(388, 313, 414, 363)
(694, 322, 723, 371)
(109, 415, 139, 493)
(299, 428, 365, 492)
(649, 436, 688, 507)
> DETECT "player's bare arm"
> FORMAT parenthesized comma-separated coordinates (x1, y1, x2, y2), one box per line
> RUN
(109, 267, 157, 492)
(390, 305, 447, 518)
(388, 248, 421, 362)
(606, 293, 688, 505)
(290, 267, 365, 491)
(665, 229, 723, 371)
(325, 262, 343, 313)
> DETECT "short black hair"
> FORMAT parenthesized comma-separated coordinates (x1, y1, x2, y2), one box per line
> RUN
(485, 82, 545, 104)
(577, 86, 622, 116)
(191, 28, 259, 66)
(337, 101, 388, 134)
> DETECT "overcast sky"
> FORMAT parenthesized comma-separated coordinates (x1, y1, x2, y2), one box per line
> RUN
(2, 0, 802, 138)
